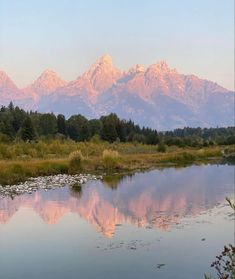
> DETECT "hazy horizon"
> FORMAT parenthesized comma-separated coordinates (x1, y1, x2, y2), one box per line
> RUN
(0, 0, 234, 90)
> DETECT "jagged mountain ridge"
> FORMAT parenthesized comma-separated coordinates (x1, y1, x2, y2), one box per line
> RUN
(0, 54, 234, 129)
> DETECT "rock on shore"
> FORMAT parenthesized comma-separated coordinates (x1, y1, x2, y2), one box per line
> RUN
(0, 173, 102, 198)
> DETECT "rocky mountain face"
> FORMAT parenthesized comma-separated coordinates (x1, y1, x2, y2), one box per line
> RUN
(27, 69, 67, 95)
(0, 55, 234, 130)
(0, 70, 28, 108)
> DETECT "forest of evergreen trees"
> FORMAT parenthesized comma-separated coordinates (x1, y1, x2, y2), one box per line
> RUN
(0, 102, 234, 147)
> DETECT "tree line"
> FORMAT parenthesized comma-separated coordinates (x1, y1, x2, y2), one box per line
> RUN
(0, 102, 234, 147)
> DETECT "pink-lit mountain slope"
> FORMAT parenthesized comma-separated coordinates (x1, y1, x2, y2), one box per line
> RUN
(0, 55, 234, 130)
(0, 71, 26, 106)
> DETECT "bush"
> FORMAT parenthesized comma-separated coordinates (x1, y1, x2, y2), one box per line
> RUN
(68, 150, 84, 171)
(180, 152, 196, 162)
(89, 134, 101, 144)
(157, 142, 166, 152)
(0, 133, 11, 143)
(102, 149, 120, 170)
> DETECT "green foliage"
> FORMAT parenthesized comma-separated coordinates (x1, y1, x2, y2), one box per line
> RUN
(146, 132, 159, 145)
(225, 135, 235, 145)
(57, 114, 67, 135)
(0, 103, 234, 148)
(178, 152, 196, 162)
(0, 142, 233, 184)
(101, 114, 119, 142)
(132, 133, 146, 144)
(0, 132, 11, 143)
(88, 119, 102, 138)
(89, 134, 102, 143)
(157, 142, 166, 152)
(67, 114, 89, 141)
(21, 117, 35, 141)
(38, 113, 57, 136)
(0, 159, 68, 185)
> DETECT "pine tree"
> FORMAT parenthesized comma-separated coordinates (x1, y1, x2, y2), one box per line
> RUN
(57, 114, 67, 135)
(39, 113, 57, 136)
(21, 117, 35, 141)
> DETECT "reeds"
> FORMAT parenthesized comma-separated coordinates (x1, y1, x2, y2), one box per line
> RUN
(102, 149, 120, 170)
(0, 139, 231, 185)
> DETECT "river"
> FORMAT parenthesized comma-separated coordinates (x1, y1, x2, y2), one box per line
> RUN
(0, 164, 234, 279)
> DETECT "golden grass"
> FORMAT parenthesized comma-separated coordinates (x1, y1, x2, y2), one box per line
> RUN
(0, 140, 232, 185)
(102, 149, 120, 170)
(0, 159, 68, 185)
(68, 150, 84, 172)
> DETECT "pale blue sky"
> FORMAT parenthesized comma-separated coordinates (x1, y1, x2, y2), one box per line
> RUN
(0, 0, 234, 90)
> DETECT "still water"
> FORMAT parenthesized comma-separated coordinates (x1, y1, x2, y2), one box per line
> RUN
(0, 164, 234, 279)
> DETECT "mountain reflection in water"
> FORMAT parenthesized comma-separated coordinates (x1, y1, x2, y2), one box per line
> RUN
(0, 165, 233, 237)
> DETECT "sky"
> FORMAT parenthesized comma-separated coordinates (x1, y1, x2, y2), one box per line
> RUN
(0, 0, 234, 90)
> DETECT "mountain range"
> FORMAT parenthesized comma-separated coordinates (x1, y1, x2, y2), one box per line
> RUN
(0, 54, 234, 130)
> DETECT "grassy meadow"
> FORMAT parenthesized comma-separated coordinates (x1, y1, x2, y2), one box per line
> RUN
(0, 139, 234, 185)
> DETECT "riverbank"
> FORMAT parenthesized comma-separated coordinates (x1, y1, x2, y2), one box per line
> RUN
(0, 173, 102, 198)
(0, 141, 234, 185)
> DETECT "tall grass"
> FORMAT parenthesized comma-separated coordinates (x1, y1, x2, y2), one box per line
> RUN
(68, 150, 84, 172)
(0, 139, 232, 185)
(102, 149, 120, 170)
(0, 159, 68, 185)
(0, 139, 163, 160)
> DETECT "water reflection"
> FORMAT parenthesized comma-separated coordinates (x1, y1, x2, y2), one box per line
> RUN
(0, 165, 233, 237)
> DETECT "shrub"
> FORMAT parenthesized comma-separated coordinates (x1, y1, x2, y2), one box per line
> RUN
(172, 152, 196, 163)
(157, 142, 166, 152)
(68, 150, 84, 172)
(0, 133, 11, 143)
(102, 149, 120, 170)
(90, 134, 101, 143)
